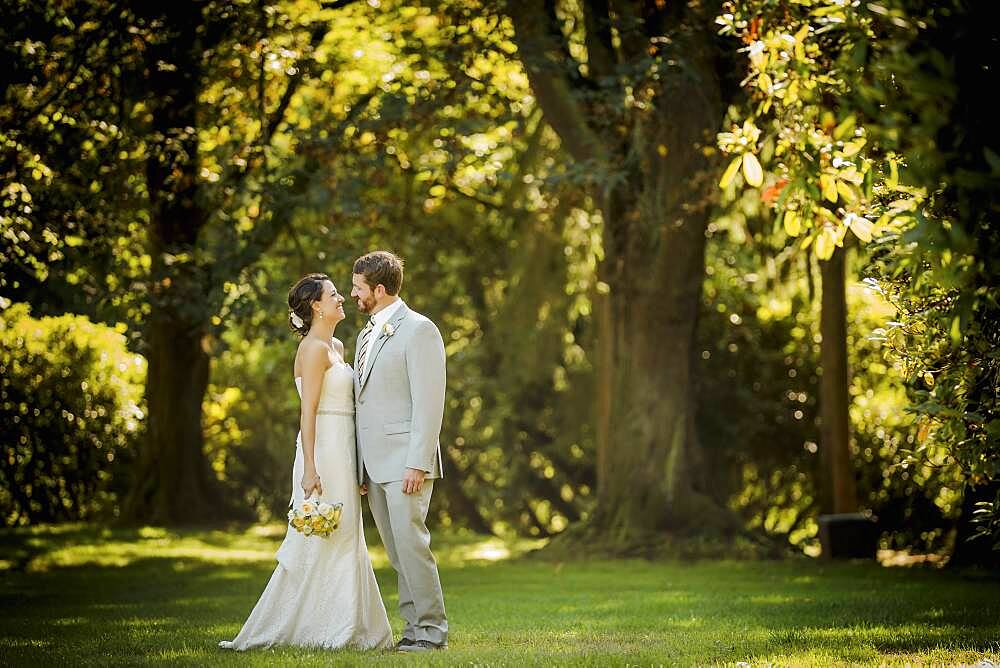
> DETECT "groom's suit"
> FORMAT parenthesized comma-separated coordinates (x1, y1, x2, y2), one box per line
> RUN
(354, 300, 448, 646)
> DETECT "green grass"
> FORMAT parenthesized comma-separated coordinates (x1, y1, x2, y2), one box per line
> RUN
(2, 523, 998, 666)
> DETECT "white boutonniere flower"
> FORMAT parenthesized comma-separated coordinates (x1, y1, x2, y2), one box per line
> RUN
(382, 322, 396, 338)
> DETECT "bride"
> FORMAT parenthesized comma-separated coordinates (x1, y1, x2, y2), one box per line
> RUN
(219, 273, 393, 651)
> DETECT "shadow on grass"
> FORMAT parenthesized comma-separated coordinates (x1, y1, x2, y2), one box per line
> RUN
(2, 524, 999, 665)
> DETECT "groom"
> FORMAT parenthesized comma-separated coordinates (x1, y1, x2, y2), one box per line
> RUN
(350, 250, 448, 652)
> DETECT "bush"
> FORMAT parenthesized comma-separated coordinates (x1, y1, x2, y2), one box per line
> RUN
(0, 302, 145, 525)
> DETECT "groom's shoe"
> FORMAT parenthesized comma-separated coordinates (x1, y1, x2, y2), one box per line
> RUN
(398, 640, 447, 652)
(395, 638, 417, 650)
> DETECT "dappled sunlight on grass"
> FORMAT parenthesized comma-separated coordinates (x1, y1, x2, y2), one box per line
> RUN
(369, 529, 545, 571)
(1, 524, 998, 665)
(0, 523, 544, 574)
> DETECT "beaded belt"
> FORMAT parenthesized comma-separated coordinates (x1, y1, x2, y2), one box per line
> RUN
(317, 409, 354, 416)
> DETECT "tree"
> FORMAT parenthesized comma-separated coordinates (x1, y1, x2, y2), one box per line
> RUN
(490, 0, 747, 547)
(719, 0, 999, 564)
(2, 0, 378, 523)
(818, 248, 858, 514)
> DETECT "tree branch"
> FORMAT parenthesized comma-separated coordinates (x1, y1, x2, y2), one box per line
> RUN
(231, 0, 367, 190)
(581, 0, 617, 82)
(222, 87, 379, 277)
(508, 0, 608, 164)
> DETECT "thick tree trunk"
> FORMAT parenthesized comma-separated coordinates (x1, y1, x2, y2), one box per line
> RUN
(589, 39, 733, 542)
(819, 248, 858, 514)
(508, 2, 743, 549)
(126, 311, 221, 523)
(122, 5, 223, 523)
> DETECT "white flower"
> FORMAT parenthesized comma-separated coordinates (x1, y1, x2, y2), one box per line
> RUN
(290, 311, 304, 328)
(382, 322, 395, 337)
(301, 500, 315, 515)
(287, 509, 295, 522)
(319, 503, 334, 519)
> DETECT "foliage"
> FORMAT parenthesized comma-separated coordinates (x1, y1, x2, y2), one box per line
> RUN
(718, 0, 1000, 552)
(0, 303, 144, 526)
(715, 1, 878, 260)
(699, 193, 963, 555)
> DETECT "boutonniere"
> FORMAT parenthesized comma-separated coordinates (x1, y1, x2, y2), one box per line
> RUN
(382, 322, 396, 338)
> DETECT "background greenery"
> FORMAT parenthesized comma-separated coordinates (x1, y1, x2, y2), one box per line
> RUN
(2, 1, 999, 663)
(1, 0, 996, 579)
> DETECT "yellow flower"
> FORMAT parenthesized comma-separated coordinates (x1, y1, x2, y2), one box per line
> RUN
(292, 518, 304, 529)
(302, 524, 313, 535)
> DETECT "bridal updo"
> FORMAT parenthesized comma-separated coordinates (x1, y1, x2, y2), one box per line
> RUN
(287, 273, 329, 336)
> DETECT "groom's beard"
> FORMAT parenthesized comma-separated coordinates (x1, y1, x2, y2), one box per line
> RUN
(356, 295, 377, 313)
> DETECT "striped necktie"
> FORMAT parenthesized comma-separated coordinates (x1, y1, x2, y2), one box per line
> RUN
(357, 317, 376, 379)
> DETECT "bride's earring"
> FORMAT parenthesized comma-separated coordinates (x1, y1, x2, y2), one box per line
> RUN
(319, 309, 324, 319)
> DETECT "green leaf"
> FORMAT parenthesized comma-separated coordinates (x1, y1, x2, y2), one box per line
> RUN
(820, 174, 838, 203)
(719, 155, 743, 189)
(985, 147, 1000, 174)
(836, 180, 857, 203)
(742, 153, 764, 187)
(846, 214, 872, 242)
(888, 159, 899, 189)
(842, 138, 866, 157)
(815, 227, 837, 260)
(784, 209, 801, 237)
(833, 115, 856, 141)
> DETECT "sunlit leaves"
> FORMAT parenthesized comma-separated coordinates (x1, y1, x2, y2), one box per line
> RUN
(783, 209, 801, 237)
(819, 174, 838, 203)
(845, 213, 872, 242)
(720, 155, 743, 188)
(742, 153, 764, 187)
(715, 3, 884, 261)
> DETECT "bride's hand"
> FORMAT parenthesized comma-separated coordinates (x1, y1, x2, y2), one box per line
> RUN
(301, 472, 323, 498)
(359, 483, 368, 496)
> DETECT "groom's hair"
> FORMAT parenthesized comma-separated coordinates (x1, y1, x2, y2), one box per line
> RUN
(353, 251, 404, 295)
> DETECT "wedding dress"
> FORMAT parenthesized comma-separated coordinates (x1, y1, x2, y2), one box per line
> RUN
(219, 359, 393, 651)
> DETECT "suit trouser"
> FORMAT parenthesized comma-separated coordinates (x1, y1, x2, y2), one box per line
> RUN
(367, 480, 448, 644)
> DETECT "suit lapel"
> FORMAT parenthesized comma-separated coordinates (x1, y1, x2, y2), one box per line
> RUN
(359, 303, 410, 393)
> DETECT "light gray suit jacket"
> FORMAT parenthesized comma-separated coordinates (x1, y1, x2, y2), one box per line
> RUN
(354, 302, 446, 485)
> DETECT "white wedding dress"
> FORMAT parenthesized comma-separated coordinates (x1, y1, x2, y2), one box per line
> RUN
(219, 359, 393, 651)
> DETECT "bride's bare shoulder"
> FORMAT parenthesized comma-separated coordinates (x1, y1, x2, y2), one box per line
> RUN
(331, 337, 345, 359)
(294, 337, 333, 376)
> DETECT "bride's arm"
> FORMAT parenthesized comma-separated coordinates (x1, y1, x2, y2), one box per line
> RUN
(299, 341, 330, 498)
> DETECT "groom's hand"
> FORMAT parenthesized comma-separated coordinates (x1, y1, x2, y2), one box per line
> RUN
(402, 467, 426, 495)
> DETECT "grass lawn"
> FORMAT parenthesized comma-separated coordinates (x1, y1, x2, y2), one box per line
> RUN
(1, 523, 998, 666)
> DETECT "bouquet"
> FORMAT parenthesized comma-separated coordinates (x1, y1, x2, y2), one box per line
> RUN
(287, 497, 343, 537)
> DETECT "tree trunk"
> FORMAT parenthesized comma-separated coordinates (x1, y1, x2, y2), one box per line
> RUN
(121, 5, 223, 523)
(126, 311, 222, 523)
(593, 143, 729, 541)
(510, 1, 737, 546)
(819, 248, 858, 514)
